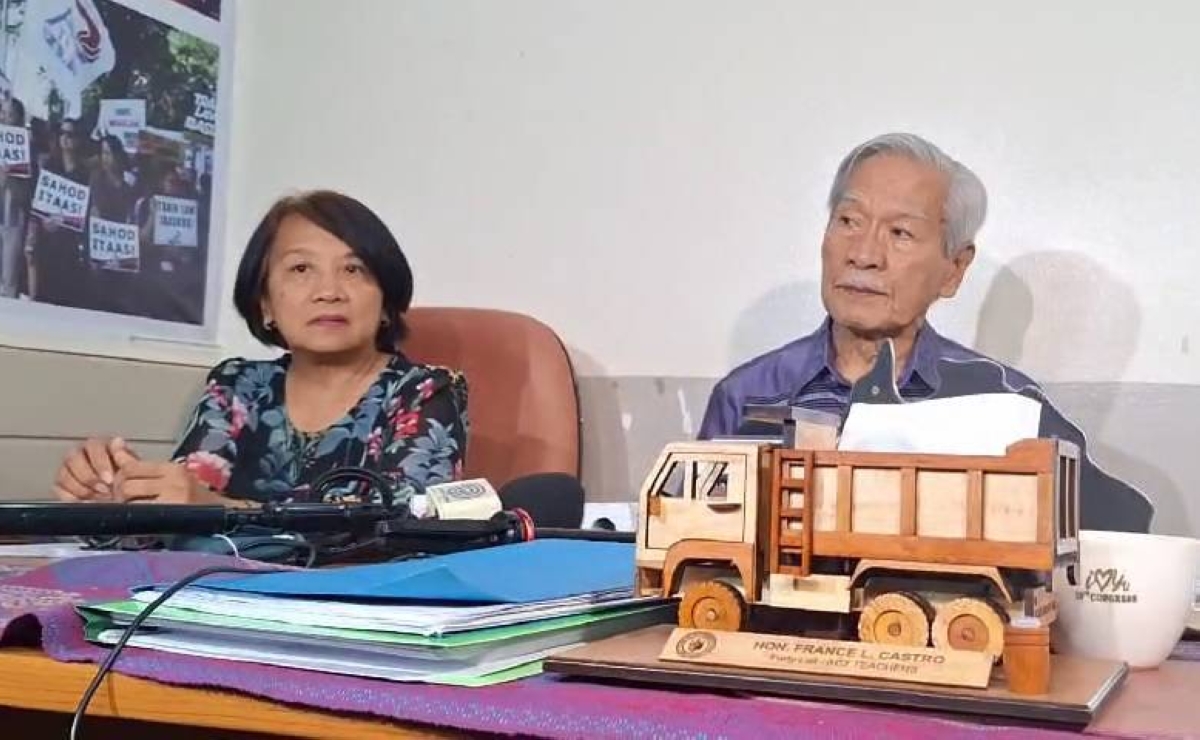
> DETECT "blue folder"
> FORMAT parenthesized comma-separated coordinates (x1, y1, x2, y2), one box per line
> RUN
(168, 540, 636, 604)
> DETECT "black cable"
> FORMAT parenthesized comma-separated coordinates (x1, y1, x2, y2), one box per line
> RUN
(308, 466, 400, 509)
(300, 538, 318, 568)
(68, 563, 288, 740)
(211, 532, 318, 568)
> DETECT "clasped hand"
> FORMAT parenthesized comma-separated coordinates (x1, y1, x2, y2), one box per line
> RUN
(55, 437, 226, 505)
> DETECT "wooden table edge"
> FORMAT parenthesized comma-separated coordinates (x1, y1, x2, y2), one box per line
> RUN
(0, 648, 467, 739)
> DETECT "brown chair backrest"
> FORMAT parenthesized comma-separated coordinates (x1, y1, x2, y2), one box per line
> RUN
(400, 307, 581, 490)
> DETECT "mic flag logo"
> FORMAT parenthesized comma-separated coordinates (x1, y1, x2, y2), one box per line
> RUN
(1078, 567, 1138, 604)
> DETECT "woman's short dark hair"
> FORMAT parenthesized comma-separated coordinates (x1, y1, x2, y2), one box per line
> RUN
(233, 190, 414, 352)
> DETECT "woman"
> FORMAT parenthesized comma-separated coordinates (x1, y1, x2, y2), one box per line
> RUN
(0, 97, 31, 298)
(53, 190, 469, 506)
(85, 134, 137, 313)
(25, 118, 90, 306)
(89, 134, 135, 221)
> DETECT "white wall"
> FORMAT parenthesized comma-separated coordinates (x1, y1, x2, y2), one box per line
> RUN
(222, 0, 1200, 385)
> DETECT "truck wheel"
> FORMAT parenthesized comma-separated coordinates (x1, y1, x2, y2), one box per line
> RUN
(857, 591, 933, 647)
(932, 597, 1007, 657)
(678, 580, 747, 631)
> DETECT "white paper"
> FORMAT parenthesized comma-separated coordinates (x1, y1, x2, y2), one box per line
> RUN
(95, 99, 146, 153)
(95, 628, 555, 683)
(131, 587, 641, 637)
(0, 542, 122, 558)
(837, 393, 1043, 457)
(582, 502, 637, 532)
(152, 195, 199, 247)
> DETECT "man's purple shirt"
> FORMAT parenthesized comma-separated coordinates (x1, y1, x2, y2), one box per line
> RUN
(698, 317, 1037, 439)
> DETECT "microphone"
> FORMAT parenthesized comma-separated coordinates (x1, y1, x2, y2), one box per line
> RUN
(0, 502, 228, 536)
(0, 501, 390, 536)
(0, 472, 634, 550)
(497, 472, 586, 529)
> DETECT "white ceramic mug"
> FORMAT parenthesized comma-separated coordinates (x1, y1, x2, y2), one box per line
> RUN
(1052, 529, 1200, 668)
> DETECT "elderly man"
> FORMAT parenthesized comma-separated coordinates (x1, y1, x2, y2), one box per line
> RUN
(699, 132, 1035, 438)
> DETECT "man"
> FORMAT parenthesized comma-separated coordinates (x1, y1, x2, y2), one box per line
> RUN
(699, 132, 1035, 438)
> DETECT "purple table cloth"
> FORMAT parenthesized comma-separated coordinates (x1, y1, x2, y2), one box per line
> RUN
(0, 552, 1187, 740)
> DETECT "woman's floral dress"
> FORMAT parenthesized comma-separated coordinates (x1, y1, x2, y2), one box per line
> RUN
(171, 353, 468, 503)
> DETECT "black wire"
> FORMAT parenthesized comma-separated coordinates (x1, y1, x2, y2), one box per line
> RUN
(67, 467, 398, 737)
(68, 563, 288, 740)
(212, 533, 319, 569)
(308, 466, 399, 508)
(299, 538, 318, 568)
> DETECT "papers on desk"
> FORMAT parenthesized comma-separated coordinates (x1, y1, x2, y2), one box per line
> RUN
(838, 393, 1043, 456)
(125, 586, 639, 636)
(89, 624, 553, 685)
(78, 540, 672, 686)
(81, 598, 671, 685)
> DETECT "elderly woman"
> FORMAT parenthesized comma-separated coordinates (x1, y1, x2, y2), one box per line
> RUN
(53, 190, 468, 505)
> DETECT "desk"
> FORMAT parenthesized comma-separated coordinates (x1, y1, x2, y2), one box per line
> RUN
(0, 649, 466, 739)
(3, 552, 1198, 739)
(4, 645, 1199, 740)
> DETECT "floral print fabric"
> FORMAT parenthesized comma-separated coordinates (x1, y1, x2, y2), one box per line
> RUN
(172, 353, 468, 503)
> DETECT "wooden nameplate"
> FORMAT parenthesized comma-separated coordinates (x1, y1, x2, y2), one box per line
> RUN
(545, 625, 1128, 727)
(661, 628, 994, 688)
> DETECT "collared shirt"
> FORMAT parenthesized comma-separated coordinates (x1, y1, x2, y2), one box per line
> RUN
(698, 317, 1037, 439)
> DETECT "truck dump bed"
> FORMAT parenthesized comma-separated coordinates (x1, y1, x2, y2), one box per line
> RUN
(770, 439, 1080, 576)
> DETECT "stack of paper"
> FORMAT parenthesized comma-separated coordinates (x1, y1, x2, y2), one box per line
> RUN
(838, 393, 1043, 456)
(118, 587, 638, 635)
(79, 540, 671, 686)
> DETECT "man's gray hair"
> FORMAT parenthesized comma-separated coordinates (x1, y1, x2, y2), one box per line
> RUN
(827, 133, 987, 257)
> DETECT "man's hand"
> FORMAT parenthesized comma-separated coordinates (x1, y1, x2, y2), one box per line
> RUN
(113, 460, 227, 505)
(55, 437, 140, 502)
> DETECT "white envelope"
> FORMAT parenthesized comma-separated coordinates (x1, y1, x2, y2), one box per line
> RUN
(838, 393, 1043, 457)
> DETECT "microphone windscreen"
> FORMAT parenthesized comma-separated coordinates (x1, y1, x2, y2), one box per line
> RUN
(0, 502, 226, 536)
(497, 473, 585, 529)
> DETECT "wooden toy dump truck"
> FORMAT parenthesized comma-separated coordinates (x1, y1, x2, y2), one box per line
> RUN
(634, 438, 1080, 660)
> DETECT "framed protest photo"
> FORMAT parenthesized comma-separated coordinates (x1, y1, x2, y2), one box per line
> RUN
(0, 0, 229, 362)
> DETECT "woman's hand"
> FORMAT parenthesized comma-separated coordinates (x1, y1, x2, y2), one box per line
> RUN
(54, 437, 139, 502)
(113, 459, 228, 505)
